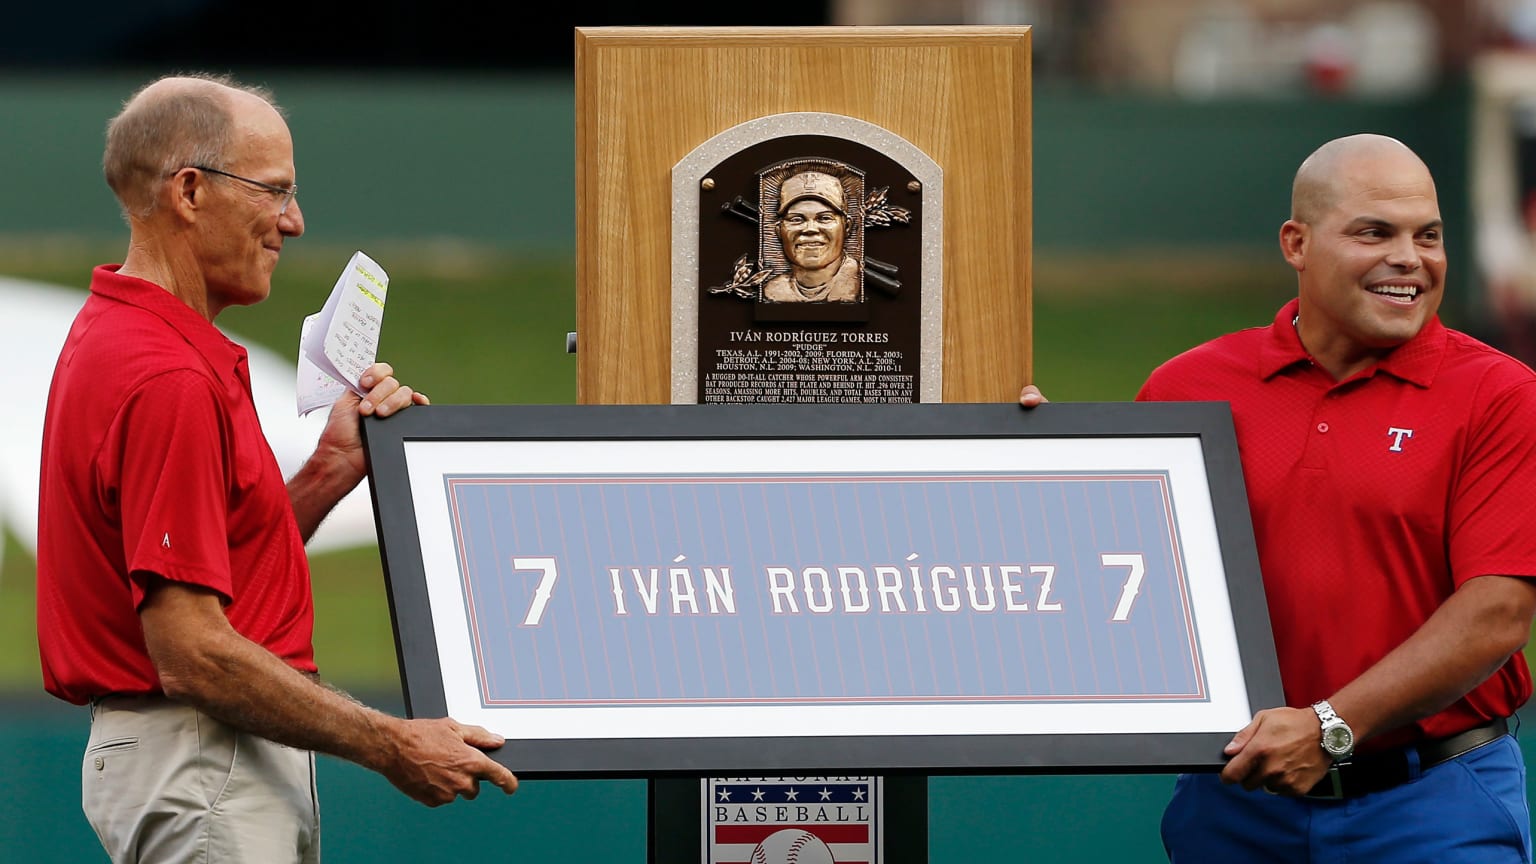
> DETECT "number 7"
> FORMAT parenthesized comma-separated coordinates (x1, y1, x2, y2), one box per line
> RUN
(1101, 553, 1146, 622)
(512, 556, 559, 626)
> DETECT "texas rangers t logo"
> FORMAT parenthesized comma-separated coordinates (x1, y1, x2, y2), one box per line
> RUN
(1387, 427, 1414, 452)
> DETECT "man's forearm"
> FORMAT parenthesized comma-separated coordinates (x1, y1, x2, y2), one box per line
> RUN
(140, 580, 517, 806)
(286, 450, 363, 543)
(141, 583, 397, 772)
(152, 621, 399, 771)
(1329, 574, 1536, 743)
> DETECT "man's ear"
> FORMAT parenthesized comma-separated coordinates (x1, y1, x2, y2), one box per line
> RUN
(164, 167, 203, 222)
(1279, 220, 1307, 273)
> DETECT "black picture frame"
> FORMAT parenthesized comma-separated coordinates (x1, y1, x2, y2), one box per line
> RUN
(362, 402, 1279, 778)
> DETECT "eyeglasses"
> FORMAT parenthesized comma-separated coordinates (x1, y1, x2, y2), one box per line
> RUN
(190, 165, 298, 215)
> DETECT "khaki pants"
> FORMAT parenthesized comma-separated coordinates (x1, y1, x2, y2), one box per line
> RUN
(83, 695, 320, 864)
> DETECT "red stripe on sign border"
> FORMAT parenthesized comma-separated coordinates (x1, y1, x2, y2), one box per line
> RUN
(714, 824, 870, 844)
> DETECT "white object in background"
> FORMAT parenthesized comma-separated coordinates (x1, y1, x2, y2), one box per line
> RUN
(2, 275, 381, 573)
(1347, 2, 1437, 98)
(0, 276, 85, 577)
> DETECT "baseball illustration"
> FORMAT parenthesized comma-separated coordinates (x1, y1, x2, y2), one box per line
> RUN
(749, 829, 837, 864)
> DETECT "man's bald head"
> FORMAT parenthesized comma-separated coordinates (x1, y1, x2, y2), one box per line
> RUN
(1290, 134, 1431, 224)
(103, 73, 282, 219)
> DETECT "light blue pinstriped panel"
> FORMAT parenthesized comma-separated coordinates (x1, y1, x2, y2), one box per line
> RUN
(443, 472, 1206, 708)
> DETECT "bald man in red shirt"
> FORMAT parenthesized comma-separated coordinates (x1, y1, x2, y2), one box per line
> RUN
(1028, 135, 1536, 861)
(37, 73, 517, 864)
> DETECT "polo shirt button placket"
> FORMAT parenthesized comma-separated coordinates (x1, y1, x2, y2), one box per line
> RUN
(1300, 398, 1332, 469)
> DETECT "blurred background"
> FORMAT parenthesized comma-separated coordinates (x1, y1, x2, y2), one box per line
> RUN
(5, 1, 1536, 861)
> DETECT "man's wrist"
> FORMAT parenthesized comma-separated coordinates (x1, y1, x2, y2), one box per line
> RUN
(295, 446, 364, 495)
(1312, 700, 1356, 761)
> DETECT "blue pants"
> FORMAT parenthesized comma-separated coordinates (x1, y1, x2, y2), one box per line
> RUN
(1161, 735, 1531, 863)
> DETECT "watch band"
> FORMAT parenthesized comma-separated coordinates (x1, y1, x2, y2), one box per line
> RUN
(1313, 700, 1341, 725)
(1312, 699, 1355, 760)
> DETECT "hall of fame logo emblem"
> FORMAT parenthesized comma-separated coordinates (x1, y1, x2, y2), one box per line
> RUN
(705, 776, 880, 864)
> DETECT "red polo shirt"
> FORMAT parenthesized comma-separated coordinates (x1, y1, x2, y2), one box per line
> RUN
(1140, 298, 1536, 748)
(37, 266, 316, 705)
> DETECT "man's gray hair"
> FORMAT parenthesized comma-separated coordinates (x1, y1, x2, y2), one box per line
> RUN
(103, 72, 281, 220)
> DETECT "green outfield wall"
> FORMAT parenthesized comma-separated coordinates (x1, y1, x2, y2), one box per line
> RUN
(0, 74, 1469, 256)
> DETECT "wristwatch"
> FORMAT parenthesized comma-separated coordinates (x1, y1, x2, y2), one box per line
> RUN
(1312, 700, 1355, 761)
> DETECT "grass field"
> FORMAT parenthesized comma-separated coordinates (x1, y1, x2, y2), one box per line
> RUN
(4, 245, 1306, 695)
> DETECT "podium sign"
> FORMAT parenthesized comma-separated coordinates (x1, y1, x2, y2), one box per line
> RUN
(704, 776, 882, 864)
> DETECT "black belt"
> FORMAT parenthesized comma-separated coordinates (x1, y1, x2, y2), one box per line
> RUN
(1304, 717, 1509, 800)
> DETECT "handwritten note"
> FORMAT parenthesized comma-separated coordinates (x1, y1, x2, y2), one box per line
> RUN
(297, 251, 389, 416)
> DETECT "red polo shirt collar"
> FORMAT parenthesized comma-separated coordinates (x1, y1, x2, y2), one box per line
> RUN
(90, 264, 251, 391)
(1258, 296, 1447, 388)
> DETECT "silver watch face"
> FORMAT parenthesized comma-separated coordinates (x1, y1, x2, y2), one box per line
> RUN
(1323, 724, 1354, 756)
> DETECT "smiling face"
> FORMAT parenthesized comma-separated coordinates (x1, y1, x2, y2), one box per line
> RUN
(195, 92, 305, 316)
(777, 198, 847, 274)
(1283, 138, 1445, 379)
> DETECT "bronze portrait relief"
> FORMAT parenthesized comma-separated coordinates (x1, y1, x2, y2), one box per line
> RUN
(671, 113, 940, 404)
(762, 164, 864, 304)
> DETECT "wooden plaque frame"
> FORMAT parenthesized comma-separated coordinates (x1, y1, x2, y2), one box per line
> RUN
(574, 26, 1033, 405)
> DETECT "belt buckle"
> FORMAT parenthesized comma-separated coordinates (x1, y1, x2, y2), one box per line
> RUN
(1306, 766, 1345, 800)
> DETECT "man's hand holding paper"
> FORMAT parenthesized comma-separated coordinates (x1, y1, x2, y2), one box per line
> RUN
(298, 250, 391, 416)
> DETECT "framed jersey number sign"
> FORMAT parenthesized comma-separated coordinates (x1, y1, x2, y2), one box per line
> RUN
(361, 402, 1281, 777)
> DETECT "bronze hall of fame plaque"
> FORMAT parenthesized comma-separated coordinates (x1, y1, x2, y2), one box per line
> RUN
(671, 113, 942, 404)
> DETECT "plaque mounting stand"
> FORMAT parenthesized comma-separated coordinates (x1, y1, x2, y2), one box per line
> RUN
(574, 25, 1033, 862)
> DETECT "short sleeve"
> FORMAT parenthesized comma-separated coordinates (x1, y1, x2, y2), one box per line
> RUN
(1450, 377, 1536, 583)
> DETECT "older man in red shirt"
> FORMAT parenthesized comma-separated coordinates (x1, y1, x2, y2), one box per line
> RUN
(37, 73, 517, 864)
